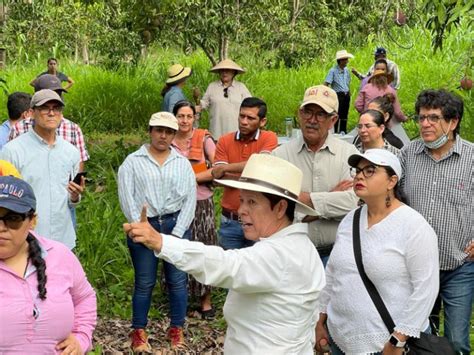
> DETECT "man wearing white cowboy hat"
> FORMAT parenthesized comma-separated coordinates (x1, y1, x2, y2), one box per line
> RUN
(272, 85, 359, 266)
(324, 49, 354, 134)
(125, 153, 326, 354)
(161, 64, 192, 113)
(199, 58, 251, 139)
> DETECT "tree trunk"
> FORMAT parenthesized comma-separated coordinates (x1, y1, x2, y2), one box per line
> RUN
(82, 40, 89, 65)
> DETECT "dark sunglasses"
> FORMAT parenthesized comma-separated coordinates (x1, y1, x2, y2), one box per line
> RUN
(0, 212, 33, 229)
(223, 87, 229, 98)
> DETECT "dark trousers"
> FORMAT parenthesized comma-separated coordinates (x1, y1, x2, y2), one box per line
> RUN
(336, 92, 350, 133)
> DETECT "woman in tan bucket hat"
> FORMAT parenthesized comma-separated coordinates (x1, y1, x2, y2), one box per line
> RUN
(161, 64, 192, 113)
(125, 153, 326, 354)
(199, 58, 251, 139)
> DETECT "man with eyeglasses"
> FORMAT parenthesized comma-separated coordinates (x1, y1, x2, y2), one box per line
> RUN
(1, 90, 84, 250)
(272, 85, 359, 265)
(398, 89, 473, 355)
(211, 97, 278, 250)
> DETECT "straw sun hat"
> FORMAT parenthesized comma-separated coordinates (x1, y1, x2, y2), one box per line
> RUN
(166, 64, 192, 84)
(216, 154, 317, 216)
(368, 69, 394, 84)
(210, 59, 245, 74)
(335, 50, 354, 61)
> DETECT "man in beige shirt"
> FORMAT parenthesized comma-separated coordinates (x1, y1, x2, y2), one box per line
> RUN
(272, 85, 359, 265)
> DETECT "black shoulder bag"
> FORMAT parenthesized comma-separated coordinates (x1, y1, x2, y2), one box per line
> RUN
(352, 207, 455, 355)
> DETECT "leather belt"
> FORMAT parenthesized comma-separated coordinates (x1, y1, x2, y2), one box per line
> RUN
(222, 208, 240, 221)
(316, 245, 334, 257)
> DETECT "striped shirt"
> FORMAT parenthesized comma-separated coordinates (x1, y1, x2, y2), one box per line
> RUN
(9, 116, 89, 162)
(399, 138, 473, 270)
(355, 138, 400, 155)
(118, 145, 196, 237)
(325, 65, 351, 93)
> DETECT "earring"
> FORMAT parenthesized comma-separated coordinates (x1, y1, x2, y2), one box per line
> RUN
(385, 193, 392, 208)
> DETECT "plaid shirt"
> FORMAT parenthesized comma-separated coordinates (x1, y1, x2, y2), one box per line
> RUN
(9, 117, 89, 161)
(355, 138, 400, 155)
(399, 138, 473, 270)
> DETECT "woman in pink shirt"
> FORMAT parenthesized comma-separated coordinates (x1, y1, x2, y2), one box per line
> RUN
(172, 100, 217, 320)
(355, 59, 407, 124)
(0, 176, 96, 354)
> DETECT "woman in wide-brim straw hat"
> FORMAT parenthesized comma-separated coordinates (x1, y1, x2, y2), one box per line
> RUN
(161, 64, 192, 113)
(199, 58, 251, 139)
(125, 154, 326, 354)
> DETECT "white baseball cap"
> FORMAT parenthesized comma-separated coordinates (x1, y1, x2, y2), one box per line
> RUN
(348, 149, 402, 179)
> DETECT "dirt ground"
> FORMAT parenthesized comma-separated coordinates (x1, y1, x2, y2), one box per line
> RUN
(93, 312, 225, 354)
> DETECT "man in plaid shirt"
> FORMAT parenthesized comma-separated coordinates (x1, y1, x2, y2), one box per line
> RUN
(9, 74, 89, 171)
(399, 89, 473, 355)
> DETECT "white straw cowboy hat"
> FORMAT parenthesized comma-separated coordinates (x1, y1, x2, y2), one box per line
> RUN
(210, 59, 245, 74)
(216, 154, 317, 216)
(166, 64, 192, 84)
(335, 50, 354, 61)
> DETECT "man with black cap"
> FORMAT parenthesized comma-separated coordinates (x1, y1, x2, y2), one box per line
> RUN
(368, 47, 400, 90)
(1, 89, 84, 250)
(9, 74, 89, 171)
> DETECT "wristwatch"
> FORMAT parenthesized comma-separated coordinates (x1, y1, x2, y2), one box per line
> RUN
(389, 334, 407, 348)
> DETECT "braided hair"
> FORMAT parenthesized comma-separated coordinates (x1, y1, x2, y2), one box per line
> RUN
(26, 232, 47, 300)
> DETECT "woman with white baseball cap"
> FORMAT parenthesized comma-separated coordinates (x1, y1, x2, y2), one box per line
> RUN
(125, 154, 326, 354)
(316, 149, 439, 355)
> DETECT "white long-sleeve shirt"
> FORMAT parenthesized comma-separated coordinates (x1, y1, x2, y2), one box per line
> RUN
(157, 223, 326, 354)
(320, 205, 439, 354)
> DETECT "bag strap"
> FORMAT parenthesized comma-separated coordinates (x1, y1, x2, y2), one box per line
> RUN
(352, 207, 396, 334)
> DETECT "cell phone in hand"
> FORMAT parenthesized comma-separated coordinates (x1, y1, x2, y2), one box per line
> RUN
(72, 171, 87, 184)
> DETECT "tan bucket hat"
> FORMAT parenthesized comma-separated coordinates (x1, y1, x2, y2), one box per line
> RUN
(300, 85, 339, 113)
(149, 112, 179, 131)
(210, 59, 245, 74)
(216, 154, 317, 216)
(166, 64, 192, 84)
(335, 50, 354, 60)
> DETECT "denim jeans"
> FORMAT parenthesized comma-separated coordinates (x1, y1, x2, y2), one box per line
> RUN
(127, 211, 191, 329)
(218, 215, 254, 250)
(439, 261, 474, 355)
(70, 206, 76, 230)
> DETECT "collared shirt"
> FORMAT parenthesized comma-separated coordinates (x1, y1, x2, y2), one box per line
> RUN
(272, 134, 359, 247)
(118, 145, 196, 237)
(367, 59, 401, 89)
(1, 130, 80, 249)
(325, 65, 351, 93)
(320, 205, 439, 353)
(399, 138, 473, 270)
(215, 129, 278, 212)
(355, 138, 400, 155)
(0, 233, 97, 354)
(200, 80, 252, 139)
(9, 117, 89, 162)
(0, 120, 11, 150)
(157, 223, 326, 354)
(162, 86, 187, 113)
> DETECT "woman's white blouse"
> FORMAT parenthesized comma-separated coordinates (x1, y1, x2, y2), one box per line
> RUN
(157, 223, 326, 354)
(319, 205, 439, 354)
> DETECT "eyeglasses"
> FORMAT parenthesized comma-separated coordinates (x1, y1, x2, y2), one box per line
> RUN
(176, 114, 194, 121)
(300, 108, 331, 122)
(36, 106, 63, 115)
(223, 87, 229, 98)
(350, 165, 378, 178)
(0, 212, 33, 229)
(357, 123, 379, 130)
(413, 114, 443, 124)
